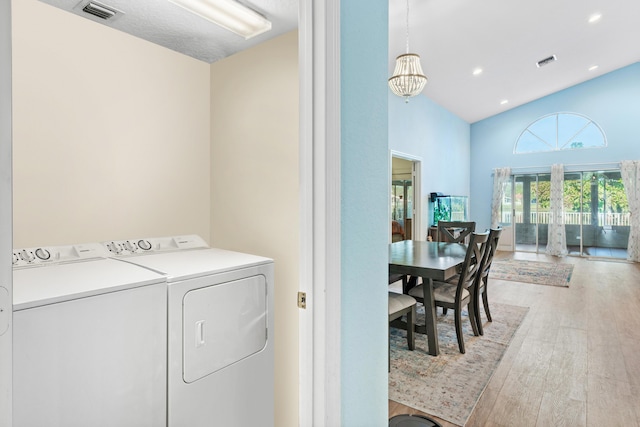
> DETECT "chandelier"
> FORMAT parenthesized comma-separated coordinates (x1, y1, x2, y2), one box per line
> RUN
(388, 0, 427, 102)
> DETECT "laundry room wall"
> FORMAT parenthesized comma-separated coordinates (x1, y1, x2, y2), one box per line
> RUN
(209, 31, 299, 427)
(11, 0, 211, 248)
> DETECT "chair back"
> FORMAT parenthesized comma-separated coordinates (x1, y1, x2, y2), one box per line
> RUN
(454, 231, 489, 300)
(479, 227, 503, 281)
(436, 221, 476, 244)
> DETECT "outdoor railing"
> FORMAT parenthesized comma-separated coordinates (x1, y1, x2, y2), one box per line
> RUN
(500, 211, 631, 226)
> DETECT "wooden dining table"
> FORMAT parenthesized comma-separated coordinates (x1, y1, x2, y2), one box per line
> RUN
(389, 240, 468, 356)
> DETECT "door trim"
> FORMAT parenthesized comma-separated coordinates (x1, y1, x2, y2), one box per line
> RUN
(299, 0, 341, 426)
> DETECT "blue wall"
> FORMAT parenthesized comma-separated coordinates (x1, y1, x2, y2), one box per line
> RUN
(341, 0, 389, 425)
(389, 93, 471, 234)
(470, 62, 640, 230)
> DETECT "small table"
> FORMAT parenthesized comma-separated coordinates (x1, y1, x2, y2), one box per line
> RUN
(389, 240, 468, 356)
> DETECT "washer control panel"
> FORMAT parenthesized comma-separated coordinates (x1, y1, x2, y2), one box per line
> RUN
(102, 235, 209, 256)
(12, 243, 108, 268)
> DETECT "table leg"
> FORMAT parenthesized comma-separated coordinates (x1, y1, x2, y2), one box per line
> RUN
(421, 278, 439, 356)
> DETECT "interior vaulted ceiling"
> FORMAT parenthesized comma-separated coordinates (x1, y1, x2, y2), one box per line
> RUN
(389, 0, 640, 123)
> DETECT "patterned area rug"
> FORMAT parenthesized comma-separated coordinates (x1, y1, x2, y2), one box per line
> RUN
(389, 303, 528, 427)
(489, 259, 574, 287)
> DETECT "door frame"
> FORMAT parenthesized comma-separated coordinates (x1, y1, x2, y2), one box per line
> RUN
(298, 0, 341, 426)
(0, 1, 13, 425)
(390, 151, 422, 241)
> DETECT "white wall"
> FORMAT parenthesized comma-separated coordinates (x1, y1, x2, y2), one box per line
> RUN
(12, 0, 211, 247)
(209, 31, 299, 427)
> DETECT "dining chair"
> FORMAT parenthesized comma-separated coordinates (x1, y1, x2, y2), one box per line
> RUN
(436, 221, 476, 244)
(408, 231, 489, 353)
(474, 227, 503, 335)
(388, 291, 416, 371)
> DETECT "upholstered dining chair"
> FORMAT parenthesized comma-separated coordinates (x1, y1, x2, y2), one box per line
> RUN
(388, 291, 416, 371)
(436, 221, 476, 244)
(474, 227, 503, 335)
(408, 231, 489, 354)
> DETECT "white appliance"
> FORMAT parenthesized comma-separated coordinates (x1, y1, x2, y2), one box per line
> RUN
(103, 235, 275, 427)
(12, 243, 167, 427)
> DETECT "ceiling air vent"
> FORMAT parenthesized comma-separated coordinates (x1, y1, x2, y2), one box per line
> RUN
(73, 1, 124, 22)
(536, 55, 557, 68)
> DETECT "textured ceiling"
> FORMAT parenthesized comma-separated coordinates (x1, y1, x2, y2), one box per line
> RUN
(39, 0, 298, 64)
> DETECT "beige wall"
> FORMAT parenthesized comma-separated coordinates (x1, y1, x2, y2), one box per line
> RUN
(12, 0, 211, 247)
(210, 31, 299, 427)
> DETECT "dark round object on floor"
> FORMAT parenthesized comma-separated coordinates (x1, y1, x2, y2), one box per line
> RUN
(389, 414, 443, 427)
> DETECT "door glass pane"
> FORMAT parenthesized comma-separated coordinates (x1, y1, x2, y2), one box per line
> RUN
(563, 172, 583, 255)
(514, 175, 538, 252)
(536, 174, 551, 253)
(591, 171, 629, 258)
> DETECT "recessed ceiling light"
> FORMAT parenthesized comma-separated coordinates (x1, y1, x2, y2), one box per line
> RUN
(500, 100, 509, 105)
(472, 67, 483, 76)
(588, 65, 599, 71)
(588, 13, 602, 23)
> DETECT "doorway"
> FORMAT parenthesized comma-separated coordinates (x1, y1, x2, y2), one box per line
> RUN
(390, 153, 422, 242)
(504, 170, 630, 259)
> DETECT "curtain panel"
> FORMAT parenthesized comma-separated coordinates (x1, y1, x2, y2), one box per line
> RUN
(491, 167, 511, 228)
(621, 160, 640, 262)
(546, 164, 568, 256)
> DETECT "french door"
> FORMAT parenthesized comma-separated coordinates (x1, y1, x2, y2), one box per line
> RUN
(506, 170, 629, 259)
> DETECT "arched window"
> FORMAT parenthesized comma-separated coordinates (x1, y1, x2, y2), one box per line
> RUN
(514, 112, 607, 154)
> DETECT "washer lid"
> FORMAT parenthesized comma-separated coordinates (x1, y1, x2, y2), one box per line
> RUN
(119, 248, 272, 282)
(13, 258, 166, 310)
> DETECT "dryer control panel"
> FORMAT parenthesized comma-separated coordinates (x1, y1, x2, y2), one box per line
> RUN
(102, 235, 209, 257)
(12, 243, 108, 268)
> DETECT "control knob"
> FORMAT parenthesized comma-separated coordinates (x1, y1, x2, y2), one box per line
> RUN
(123, 241, 136, 253)
(12, 253, 19, 265)
(137, 240, 152, 251)
(106, 242, 123, 255)
(35, 248, 51, 260)
(19, 249, 35, 263)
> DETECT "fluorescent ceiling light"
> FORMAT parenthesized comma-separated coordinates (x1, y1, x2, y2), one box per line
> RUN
(588, 13, 602, 23)
(500, 99, 509, 105)
(168, 0, 272, 39)
(588, 65, 599, 71)
(472, 67, 483, 76)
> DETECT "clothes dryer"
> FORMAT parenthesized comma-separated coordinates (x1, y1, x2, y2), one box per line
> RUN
(103, 235, 274, 427)
(12, 243, 167, 427)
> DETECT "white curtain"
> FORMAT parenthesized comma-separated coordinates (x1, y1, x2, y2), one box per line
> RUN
(546, 164, 568, 256)
(491, 167, 511, 228)
(621, 160, 640, 262)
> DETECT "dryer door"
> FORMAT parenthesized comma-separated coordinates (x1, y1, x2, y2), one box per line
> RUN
(182, 274, 267, 383)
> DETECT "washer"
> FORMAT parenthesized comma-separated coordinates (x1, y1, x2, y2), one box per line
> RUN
(103, 235, 274, 427)
(12, 243, 167, 427)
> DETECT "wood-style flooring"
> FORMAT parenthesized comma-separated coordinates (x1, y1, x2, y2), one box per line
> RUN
(390, 251, 640, 427)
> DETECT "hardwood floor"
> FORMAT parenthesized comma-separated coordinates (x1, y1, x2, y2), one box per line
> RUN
(390, 252, 640, 427)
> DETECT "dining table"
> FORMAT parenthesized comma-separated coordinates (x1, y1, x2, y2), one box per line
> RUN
(389, 240, 468, 356)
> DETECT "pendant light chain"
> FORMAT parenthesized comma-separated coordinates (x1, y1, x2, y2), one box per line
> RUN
(405, 0, 410, 54)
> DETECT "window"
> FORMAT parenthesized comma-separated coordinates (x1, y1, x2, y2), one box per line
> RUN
(514, 112, 606, 154)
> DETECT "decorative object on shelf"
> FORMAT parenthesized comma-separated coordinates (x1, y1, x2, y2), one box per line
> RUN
(388, 0, 427, 102)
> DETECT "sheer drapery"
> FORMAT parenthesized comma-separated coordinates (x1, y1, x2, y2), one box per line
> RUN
(621, 160, 640, 262)
(546, 164, 568, 257)
(491, 167, 511, 228)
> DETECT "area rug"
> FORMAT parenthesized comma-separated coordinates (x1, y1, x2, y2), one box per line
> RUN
(389, 303, 529, 427)
(489, 259, 573, 287)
